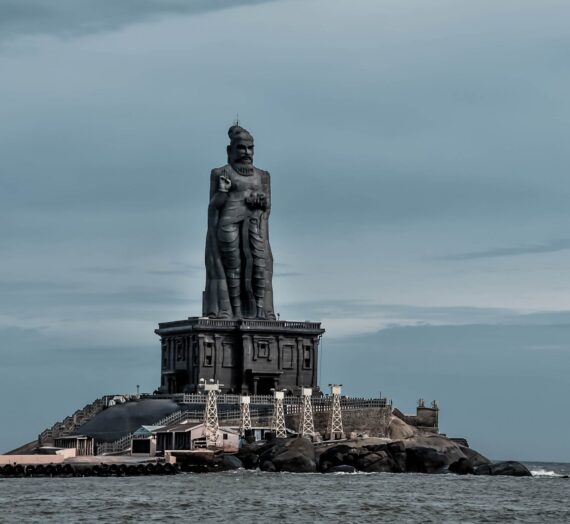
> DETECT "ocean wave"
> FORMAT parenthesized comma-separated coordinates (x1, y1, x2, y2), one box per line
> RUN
(531, 468, 562, 477)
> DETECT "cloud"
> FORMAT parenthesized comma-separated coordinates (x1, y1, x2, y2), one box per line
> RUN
(0, 280, 78, 292)
(441, 239, 570, 260)
(276, 299, 570, 338)
(0, 0, 278, 43)
(281, 300, 520, 323)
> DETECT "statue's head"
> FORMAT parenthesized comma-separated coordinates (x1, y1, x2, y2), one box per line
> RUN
(227, 125, 254, 166)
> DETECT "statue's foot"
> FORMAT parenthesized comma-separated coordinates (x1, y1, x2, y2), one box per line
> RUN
(256, 307, 266, 320)
(232, 306, 243, 319)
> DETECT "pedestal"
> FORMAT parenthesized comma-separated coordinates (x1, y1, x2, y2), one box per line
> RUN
(155, 318, 325, 395)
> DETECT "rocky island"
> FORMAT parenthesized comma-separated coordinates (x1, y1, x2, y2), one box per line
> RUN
(1, 125, 530, 479)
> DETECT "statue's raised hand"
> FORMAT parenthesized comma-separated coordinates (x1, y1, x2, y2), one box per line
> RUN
(218, 174, 231, 193)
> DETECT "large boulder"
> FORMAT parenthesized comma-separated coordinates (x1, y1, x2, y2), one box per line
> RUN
(356, 450, 399, 473)
(386, 415, 416, 440)
(318, 444, 355, 472)
(220, 454, 244, 470)
(318, 441, 403, 473)
(448, 457, 475, 475)
(405, 446, 451, 473)
(259, 437, 317, 473)
(403, 435, 467, 473)
(475, 461, 531, 477)
(235, 445, 260, 469)
(387, 441, 407, 472)
(458, 445, 492, 468)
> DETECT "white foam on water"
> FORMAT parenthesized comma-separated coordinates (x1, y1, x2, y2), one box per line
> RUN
(531, 468, 562, 477)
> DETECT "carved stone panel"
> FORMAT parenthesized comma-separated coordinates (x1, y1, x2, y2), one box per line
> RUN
(281, 343, 295, 369)
(222, 342, 236, 368)
(203, 338, 215, 367)
(303, 344, 312, 369)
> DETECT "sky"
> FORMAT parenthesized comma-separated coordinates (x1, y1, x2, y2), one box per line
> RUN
(1, 0, 569, 461)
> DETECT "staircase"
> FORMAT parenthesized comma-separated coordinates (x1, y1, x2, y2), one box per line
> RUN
(38, 396, 115, 446)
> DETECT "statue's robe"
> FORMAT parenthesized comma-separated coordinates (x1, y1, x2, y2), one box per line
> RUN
(203, 164, 275, 319)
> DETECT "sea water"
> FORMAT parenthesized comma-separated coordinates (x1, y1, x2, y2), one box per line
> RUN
(0, 462, 568, 523)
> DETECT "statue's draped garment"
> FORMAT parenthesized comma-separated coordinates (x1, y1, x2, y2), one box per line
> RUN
(203, 164, 275, 319)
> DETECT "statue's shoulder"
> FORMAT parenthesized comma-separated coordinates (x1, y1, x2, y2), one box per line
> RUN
(254, 167, 270, 180)
(211, 164, 231, 176)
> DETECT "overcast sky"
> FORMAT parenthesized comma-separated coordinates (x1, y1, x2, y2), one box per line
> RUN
(1, 0, 569, 460)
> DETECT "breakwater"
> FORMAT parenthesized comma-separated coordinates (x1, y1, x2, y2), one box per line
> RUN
(0, 462, 177, 478)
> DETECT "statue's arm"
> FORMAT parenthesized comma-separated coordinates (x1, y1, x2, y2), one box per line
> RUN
(263, 170, 271, 216)
(209, 169, 229, 210)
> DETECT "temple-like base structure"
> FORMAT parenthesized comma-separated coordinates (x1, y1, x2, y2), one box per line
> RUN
(155, 318, 325, 395)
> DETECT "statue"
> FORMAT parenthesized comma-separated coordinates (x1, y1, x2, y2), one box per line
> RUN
(203, 125, 275, 320)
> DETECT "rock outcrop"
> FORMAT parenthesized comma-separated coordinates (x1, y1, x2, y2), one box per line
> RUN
(258, 437, 317, 473)
(170, 437, 530, 478)
(474, 461, 532, 477)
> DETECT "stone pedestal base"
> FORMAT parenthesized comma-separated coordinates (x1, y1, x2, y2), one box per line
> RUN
(155, 318, 325, 395)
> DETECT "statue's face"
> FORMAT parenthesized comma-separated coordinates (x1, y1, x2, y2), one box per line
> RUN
(228, 139, 254, 165)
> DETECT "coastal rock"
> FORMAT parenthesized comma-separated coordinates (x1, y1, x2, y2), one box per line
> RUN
(405, 447, 450, 473)
(318, 444, 354, 472)
(356, 450, 398, 473)
(403, 435, 467, 473)
(220, 454, 243, 470)
(474, 461, 531, 477)
(386, 415, 416, 440)
(260, 460, 277, 472)
(318, 441, 402, 473)
(448, 457, 475, 475)
(387, 441, 407, 472)
(235, 446, 260, 469)
(458, 445, 492, 467)
(259, 437, 317, 473)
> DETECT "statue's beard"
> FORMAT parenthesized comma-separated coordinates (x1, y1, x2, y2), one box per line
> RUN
(231, 162, 254, 176)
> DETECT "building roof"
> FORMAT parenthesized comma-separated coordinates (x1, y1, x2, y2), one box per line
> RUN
(155, 422, 239, 435)
(132, 425, 165, 437)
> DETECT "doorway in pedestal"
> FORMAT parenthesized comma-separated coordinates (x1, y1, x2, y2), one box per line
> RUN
(256, 376, 276, 395)
(174, 370, 189, 393)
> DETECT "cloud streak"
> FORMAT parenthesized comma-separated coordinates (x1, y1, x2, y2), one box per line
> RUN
(442, 239, 570, 260)
(0, 0, 278, 43)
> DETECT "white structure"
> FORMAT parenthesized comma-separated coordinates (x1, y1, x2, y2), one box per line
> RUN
(239, 395, 252, 436)
(271, 390, 287, 438)
(199, 379, 222, 448)
(326, 384, 345, 440)
(154, 422, 239, 453)
(299, 387, 315, 439)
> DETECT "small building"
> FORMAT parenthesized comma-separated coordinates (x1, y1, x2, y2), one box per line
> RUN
(131, 425, 164, 456)
(53, 435, 94, 456)
(226, 426, 272, 442)
(155, 421, 239, 453)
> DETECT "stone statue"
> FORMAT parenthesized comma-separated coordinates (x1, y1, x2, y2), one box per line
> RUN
(203, 125, 275, 320)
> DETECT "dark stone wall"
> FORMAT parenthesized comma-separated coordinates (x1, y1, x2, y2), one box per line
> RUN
(156, 318, 324, 395)
(286, 408, 392, 437)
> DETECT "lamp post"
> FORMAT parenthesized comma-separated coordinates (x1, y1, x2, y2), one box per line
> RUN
(299, 387, 315, 440)
(270, 389, 287, 439)
(198, 378, 223, 448)
(239, 395, 252, 437)
(326, 384, 345, 440)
